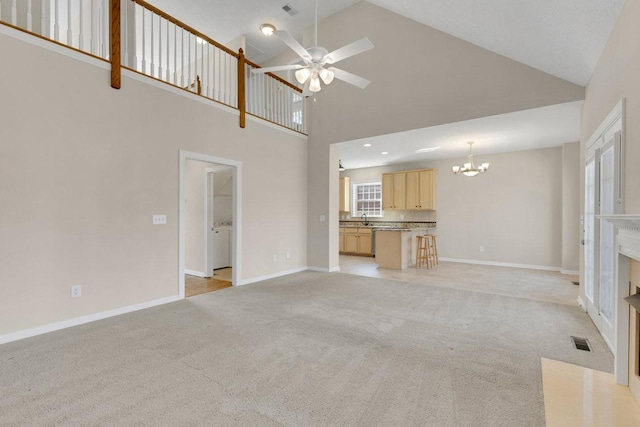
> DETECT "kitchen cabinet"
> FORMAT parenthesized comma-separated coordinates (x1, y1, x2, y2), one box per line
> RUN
(339, 177, 351, 212)
(406, 169, 436, 210)
(382, 172, 406, 210)
(340, 227, 372, 256)
(339, 227, 345, 252)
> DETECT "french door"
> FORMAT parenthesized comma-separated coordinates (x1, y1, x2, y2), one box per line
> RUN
(584, 129, 622, 351)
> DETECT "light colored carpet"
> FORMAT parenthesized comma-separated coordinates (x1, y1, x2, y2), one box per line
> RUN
(0, 271, 612, 426)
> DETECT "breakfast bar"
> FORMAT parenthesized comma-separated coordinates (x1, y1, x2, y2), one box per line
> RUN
(375, 228, 434, 269)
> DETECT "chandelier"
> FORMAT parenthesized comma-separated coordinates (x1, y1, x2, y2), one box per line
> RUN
(452, 141, 489, 177)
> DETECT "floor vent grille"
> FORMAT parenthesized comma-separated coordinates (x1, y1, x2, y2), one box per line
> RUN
(571, 336, 591, 352)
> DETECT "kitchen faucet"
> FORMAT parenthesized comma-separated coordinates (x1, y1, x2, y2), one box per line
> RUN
(361, 213, 370, 226)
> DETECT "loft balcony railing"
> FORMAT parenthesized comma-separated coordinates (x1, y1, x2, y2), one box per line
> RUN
(0, 0, 307, 135)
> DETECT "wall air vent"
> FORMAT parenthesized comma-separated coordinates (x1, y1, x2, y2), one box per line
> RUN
(282, 4, 299, 16)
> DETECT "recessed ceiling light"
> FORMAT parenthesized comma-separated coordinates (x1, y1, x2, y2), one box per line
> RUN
(415, 147, 441, 153)
(381, 151, 389, 155)
(260, 24, 276, 36)
(363, 143, 372, 147)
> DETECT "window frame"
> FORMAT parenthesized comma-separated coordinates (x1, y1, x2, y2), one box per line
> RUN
(351, 181, 383, 218)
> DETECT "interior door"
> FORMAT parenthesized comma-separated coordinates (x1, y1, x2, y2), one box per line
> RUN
(584, 153, 600, 325)
(597, 132, 622, 349)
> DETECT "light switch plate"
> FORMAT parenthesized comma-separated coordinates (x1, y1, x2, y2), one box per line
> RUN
(319, 215, 326, 222)
(153, 215, 167, 225)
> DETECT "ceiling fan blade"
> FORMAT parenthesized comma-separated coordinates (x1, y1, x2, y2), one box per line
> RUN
(323, 37, 374, 64)
(251, 64, 304, 74)
(274, 30, 311, 61)
(328, 67, 371, 89)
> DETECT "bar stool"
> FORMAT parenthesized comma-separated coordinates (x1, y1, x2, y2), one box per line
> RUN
(416, 235, 429, 268)
(426, 235, 439, 267)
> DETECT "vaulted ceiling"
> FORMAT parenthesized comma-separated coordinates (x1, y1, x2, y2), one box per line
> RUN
(150, 0, 624, 86)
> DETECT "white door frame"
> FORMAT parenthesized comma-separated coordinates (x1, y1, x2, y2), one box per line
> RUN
(179, 151, 242, 298)
(583, 99, 625, 381)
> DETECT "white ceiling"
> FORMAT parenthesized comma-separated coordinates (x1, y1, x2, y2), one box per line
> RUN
(147, 1, 619, 169)
(149, 0, 624, 86)
(336, 101, 583, 170)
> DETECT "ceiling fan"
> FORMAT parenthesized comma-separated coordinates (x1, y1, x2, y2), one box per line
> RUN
(251, 0, 374, 95)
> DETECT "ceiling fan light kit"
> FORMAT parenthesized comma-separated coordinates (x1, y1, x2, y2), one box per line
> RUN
(251, 0, 373, 96)
(452, 141, 489, 177)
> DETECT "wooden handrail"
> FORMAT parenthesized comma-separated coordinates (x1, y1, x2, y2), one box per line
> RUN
(245, 58, 303, 93)
(110, 0, 121, 89)
(129, 0, 239, 58)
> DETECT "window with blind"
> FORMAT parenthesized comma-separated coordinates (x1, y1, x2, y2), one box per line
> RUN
(352, 182, 382, 217)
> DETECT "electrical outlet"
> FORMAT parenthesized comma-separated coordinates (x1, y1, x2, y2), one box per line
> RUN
(319, 215, 326, 222)
(286, 252, 291, 260)
(152, 215, 167, 225)
(273, 254, 277, 262)
(479, 246, 485, 252)
(71, 285, 81, 298)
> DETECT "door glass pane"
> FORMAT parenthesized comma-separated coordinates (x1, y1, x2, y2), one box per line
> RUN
(599, 146, 615, 323)
(585, 158, 595, 302)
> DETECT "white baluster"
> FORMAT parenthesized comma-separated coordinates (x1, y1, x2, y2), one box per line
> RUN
(40, 0, 47, 37)
(141, 8, 146, 73)
(122, 0, 127, 67)
(27, 0, 33, 31)
(78, 0, 83, 50)
(104, 0, 109, 58)
(180, 28, 185, 87)
(157, 17, 162, 80)
(67, 0, 72, 47)
(90, 0, 95, 54)
(0, 0, 3, 22)
(165, 18, 170, 81)
(188, 32, 192, 92)
(150, 12, 154, 77)
(11, 0, 17, 25)
(54, 0, 59, 41)
(173, 24, 177, 85)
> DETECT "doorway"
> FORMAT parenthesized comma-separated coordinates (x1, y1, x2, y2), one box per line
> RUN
(583, 100, 624, 352)
(179, 151, 242, 298)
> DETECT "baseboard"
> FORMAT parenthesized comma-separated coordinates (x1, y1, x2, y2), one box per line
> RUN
(238, 266, 308, 286)
(438, 257, 560, 272)
(185, 269, 206, 278)
(307, 266, 341, 273)
(560, 269, 580, 275)
(0, 295, 182, 345)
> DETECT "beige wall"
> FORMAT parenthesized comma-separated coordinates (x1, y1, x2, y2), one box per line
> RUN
(0, 32, 307, 336)
(580, 0, 640, 300)
(562, 142, 580, 273)
(295, 2, 585, 270)
(340, 147, 564, 268)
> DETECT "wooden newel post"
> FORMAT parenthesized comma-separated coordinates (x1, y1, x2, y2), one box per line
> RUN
(238, 48, 246, 129)
(110, 0, 121, 89)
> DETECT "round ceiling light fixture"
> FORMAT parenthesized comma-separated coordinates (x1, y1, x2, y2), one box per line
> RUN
(260, 24, 276, 36)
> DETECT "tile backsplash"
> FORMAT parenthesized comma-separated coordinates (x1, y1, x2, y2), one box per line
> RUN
(340, 210, 436, 222)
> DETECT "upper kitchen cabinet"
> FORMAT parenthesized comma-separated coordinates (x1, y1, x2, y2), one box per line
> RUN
(382, 172, 406, 210)
(339, 177, 351, 212)
(406, 169, 436, 210)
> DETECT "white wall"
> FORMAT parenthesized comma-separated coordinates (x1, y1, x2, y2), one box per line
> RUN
(0, 29, 307, 336)
(580, 0, 640, 301)
(341, 146, 565, 269)
(285, 2, 586, 271)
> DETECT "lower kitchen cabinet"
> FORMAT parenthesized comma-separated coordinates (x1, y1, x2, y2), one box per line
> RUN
(340, 227, 372, 256)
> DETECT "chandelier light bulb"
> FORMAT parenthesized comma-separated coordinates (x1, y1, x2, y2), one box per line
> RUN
(295, 68, 311, 84)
